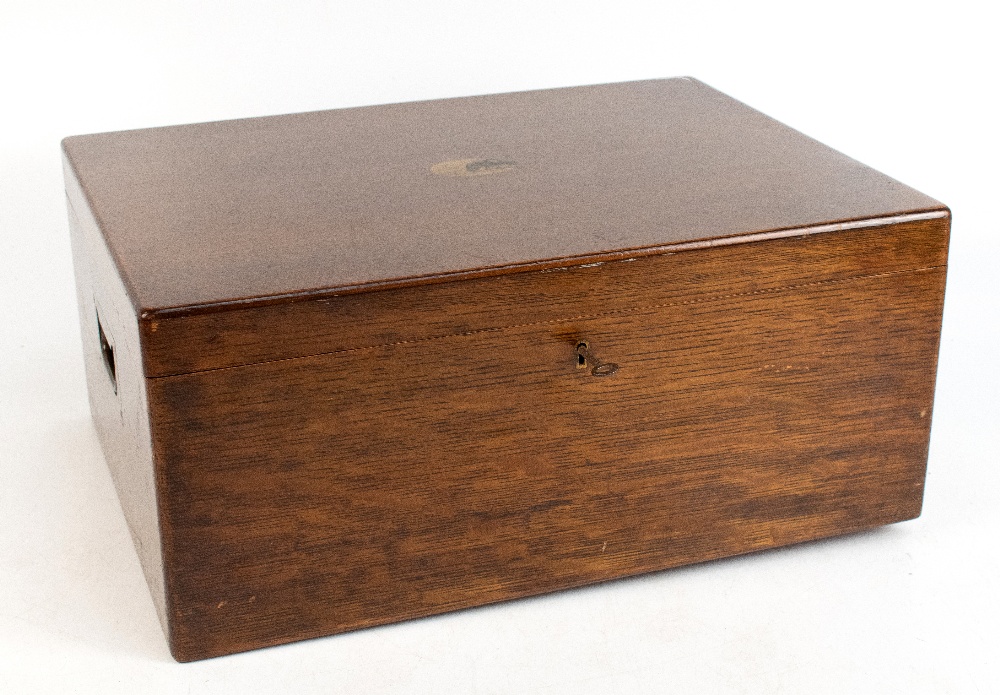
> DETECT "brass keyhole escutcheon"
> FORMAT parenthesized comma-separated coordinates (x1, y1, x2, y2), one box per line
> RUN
(575, 342, 620, 377)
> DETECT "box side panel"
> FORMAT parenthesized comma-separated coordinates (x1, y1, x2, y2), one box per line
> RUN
(65, 160, 169, 635)
(147, 219, 947, 661)
(140, 215, 950, 376)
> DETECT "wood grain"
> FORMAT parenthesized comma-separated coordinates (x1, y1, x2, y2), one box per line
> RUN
(62, 77, 950, 662)
(145, 223, 946, 660)
(139, 215, 949, 377)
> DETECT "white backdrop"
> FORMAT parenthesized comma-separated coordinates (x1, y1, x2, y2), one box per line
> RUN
(1, 1, 997, 692)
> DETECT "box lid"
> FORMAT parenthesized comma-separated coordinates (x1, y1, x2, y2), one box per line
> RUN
(63, 77, 944, 315)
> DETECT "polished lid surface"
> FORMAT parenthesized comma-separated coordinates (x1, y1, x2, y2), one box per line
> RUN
(63, 78, 943, 311)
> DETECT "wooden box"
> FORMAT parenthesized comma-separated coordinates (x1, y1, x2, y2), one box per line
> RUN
(63, 78, 949, 661)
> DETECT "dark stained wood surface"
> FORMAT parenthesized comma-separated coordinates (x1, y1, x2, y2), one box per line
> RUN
(63, 78, 950, 661)
(145, 218, 947, 661)
(61, 78, 944, 312)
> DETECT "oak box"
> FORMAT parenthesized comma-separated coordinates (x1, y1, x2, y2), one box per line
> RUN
(63, 78, 949, 661)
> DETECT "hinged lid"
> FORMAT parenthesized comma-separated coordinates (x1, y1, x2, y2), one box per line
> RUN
(62, 77, 944, 317)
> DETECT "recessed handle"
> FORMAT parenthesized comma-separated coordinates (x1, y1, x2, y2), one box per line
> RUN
(96, 310, 117, 394)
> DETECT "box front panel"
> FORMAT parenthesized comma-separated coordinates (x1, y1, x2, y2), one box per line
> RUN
(148, 258, 946, 660)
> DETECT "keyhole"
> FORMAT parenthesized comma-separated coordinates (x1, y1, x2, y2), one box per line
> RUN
(97, 311, 117, 394)
(575, 341, 620, 377)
